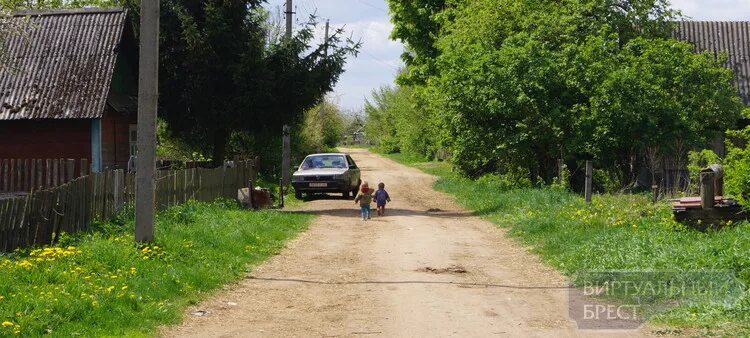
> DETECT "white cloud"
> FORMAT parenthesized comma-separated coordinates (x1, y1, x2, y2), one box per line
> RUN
(670, 0, 750, 20)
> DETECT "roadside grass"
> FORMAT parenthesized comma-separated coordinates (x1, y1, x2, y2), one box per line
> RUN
(0, 200, 313, 337)
(383, 152, 750, 334)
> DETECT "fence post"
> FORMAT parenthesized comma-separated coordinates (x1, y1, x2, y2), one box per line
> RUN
(585, 160, 593, 203)
(700, 170, 715, 209)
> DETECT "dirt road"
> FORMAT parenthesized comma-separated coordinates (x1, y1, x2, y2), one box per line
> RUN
(162, 149, 649, 337)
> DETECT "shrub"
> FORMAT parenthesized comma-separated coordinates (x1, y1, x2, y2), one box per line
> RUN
(725, 109, 750, 206)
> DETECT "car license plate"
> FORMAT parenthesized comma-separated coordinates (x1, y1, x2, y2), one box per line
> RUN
(309, 182, 328, 188)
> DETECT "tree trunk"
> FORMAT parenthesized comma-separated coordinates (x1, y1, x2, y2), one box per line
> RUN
(212, 129, 228, 167)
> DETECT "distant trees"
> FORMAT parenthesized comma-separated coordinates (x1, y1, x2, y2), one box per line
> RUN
(383, 0, 743, 185)
(365, 84, 437, 159)
(300, 99, 346, 153)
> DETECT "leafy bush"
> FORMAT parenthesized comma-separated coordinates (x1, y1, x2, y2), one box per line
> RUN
(725, 108, 750, 206)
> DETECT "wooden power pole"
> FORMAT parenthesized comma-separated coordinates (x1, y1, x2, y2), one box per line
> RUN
(135, 0, 159, 242)
(281, 0, 294, 201)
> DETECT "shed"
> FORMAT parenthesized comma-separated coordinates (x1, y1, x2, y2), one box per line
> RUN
(0, 7, 138, 172)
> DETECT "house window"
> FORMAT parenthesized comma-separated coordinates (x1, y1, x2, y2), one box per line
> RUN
(129, 124, 137, 156)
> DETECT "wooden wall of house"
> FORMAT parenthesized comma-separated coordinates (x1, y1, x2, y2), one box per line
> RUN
(0, 119, 91, 161)
(101, 107, 136, 170)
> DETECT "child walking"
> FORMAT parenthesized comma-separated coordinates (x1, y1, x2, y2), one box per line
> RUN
(354, 181, 373, 220)
(374, 182, 391, 216)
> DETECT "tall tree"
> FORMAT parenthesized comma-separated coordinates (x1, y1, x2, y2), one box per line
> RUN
(120, 0, 359, 164)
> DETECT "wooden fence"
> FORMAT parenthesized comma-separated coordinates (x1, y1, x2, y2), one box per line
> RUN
(0, 158, 89, 193)
(0, 159, 258, 252)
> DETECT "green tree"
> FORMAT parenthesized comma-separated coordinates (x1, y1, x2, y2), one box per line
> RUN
(123, 0, 359, 165)
(390, 0, 743, 183)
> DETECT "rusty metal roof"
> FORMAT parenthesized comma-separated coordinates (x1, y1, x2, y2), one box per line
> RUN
(0, 8, 127, 120)
(675, 21, 750, 106)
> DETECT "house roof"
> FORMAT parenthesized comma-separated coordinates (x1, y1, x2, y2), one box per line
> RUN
(0, 8, 128, 120)
(675, 21, 750, 106)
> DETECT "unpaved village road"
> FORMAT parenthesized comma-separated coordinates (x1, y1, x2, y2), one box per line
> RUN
(162, 149, 651, 337)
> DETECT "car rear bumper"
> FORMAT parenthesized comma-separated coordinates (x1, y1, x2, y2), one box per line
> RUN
(292, 180, 349, 192)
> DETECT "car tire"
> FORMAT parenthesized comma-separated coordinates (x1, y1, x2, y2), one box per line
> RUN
(295, 190, 303, 200)
(343, 190, 350, 198)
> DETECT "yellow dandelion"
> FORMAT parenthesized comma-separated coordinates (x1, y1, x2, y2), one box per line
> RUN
(1, 321, 13, 327)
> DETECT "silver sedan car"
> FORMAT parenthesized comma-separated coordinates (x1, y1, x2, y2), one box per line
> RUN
(291, 153, 362, 199)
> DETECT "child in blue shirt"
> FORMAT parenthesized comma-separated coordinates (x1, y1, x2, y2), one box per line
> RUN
(374, 182, 391, 216)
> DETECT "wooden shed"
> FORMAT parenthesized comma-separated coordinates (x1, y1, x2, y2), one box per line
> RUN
(0, 7, 138, 174)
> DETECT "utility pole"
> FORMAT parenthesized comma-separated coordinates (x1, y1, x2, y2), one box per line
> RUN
(285, 0, 293, 39)
(318, 19, 329, 122)
(135, 0, 159, 242)
(281, 0, 293, 201)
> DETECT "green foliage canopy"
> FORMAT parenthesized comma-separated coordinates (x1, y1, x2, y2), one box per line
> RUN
(386, 0, 743, 183)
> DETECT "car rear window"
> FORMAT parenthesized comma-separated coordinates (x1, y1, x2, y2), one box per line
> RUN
(299, 155, 348, 170)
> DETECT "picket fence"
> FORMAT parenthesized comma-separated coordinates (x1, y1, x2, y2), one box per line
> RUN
(0, 159, 258, 252)
(0, 158, 89, 192)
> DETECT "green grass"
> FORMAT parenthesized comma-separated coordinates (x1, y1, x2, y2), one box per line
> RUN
(384, 152, 750, 335)
(0, 200, 313, 337)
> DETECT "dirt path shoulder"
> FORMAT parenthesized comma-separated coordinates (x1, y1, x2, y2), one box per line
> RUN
(161, 148, 650, 337)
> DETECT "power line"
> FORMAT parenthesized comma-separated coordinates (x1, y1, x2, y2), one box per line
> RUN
(356, 0, 388, 13)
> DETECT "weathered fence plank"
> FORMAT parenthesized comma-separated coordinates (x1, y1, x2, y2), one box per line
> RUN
(0, 160, 257, 251)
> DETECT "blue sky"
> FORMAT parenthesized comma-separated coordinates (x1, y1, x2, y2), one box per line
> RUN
(265, 0, 750, 112)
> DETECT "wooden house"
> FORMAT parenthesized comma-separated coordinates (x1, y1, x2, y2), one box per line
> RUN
(0, 8, 138, 173)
